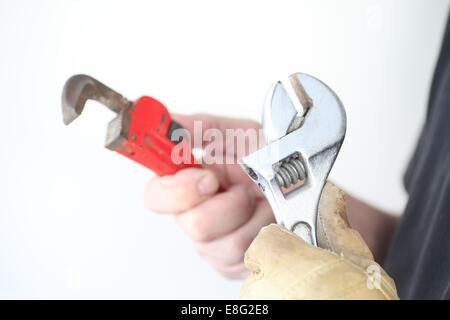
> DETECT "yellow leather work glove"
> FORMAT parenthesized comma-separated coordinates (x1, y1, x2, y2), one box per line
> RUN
(239, 182, 399, 300)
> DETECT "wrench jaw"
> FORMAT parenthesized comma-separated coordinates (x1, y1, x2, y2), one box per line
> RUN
(239, 73, 346, 246)
(261, 82, 299, 144)
(61, 74, 131, 125)
(62, 74, 135, 153)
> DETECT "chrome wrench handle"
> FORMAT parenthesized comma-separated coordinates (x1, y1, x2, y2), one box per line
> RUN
(239, 73, 346, 245)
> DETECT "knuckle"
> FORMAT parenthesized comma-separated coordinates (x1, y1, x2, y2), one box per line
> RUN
(215, 264, 248, 280)
(227, 235, 249, 262)
(144, 177, 180, 212)
(194, 244, 208, 258)
(189, 211, 211, 241)
(219, 270, 237, 280)
(229, 188, 252, 211)
(170, 187, 190, 211)
(144, 188, 161, 213)
(144, 179, 157, 200)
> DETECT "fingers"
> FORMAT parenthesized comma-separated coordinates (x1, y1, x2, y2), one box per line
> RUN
(169, 113, 266, 189)
(207, 261, 249, 280)
(171, 113, 261, 138)
(194, 201, 275, 266)
(145, 114, 271, 280)
(144, 168, 219, 213)
(174, 184, 255, 242)
(172, 113, 263, 165)
(244, 224, 299, 269)
(243, 224, 324, 276)
(240, 223, 399, 300)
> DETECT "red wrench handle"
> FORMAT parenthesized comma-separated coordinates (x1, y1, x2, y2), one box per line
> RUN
(114, 96, 199, 176)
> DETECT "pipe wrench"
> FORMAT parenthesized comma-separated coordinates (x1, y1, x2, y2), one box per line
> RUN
(61, 75, 198, 176)
(239, 73, 346, 246)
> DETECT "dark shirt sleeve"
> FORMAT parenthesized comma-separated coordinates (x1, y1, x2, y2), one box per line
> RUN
(383, 14, 450, 299)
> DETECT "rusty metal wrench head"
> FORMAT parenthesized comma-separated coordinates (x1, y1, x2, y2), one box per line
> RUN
(239, 73, 346, 246)
(62, 74, 131, 125)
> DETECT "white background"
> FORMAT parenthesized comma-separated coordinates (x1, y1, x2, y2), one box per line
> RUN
(0, 0, 449, 299)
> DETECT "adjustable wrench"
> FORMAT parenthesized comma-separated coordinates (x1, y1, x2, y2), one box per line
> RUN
(62, 74, 198, 175)
(239, 73, 346, 246)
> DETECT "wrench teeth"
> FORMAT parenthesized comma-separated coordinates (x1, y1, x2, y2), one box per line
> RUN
(288, 73, 314, 112)
(262, 82, 298, 144)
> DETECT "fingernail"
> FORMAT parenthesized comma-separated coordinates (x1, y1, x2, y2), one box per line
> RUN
(197, 173, 219, 195)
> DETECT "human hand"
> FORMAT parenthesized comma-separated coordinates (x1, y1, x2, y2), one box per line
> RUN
(145, 114, 275, 279)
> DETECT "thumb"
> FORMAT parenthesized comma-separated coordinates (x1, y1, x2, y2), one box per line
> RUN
(317, 182, 398, 295)
(317, 181, 374, 263)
